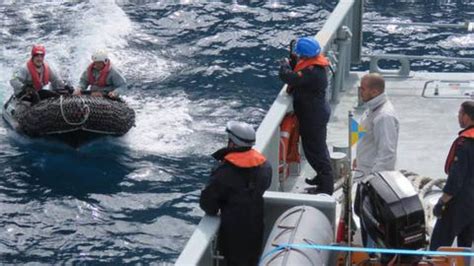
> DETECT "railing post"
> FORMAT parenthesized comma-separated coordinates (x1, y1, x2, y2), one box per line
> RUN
(332, 26, 352, 103)
(351, 0, 363, 64)
(369, 56, 411, 77)
(268, 127, 282, 192)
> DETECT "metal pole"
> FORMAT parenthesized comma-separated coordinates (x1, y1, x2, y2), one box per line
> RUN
(364, 53, 474, 63)
(471, 241, 474, 266)
(364, 21, 473, 30)
(345, 111, 354, 266)
(350, 0, 363, 63)
(332, 26, 352, 103)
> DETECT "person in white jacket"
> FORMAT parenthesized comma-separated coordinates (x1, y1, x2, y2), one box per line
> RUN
(354, 73, 399, 176)
(73, 49, 126, 99)
(353, 73, 399, 250)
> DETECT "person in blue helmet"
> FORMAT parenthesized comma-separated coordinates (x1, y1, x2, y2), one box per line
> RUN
(278, 36, 334, 195)
(200, 121, 272, 266)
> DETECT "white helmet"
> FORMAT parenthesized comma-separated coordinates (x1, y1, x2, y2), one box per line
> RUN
(91, 49, 109, 62)
(226, 121, 256, 147)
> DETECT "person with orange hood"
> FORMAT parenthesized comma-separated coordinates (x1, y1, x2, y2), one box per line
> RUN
(10, 44, 65, 102)
(430, 101, 474, 251)
(278, 36, 334, 195)
(200, 121, 272, 266)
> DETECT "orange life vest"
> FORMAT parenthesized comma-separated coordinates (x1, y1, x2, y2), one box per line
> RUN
(444, 127, 474, 174)
(27, 60, 50, 91)
(87, 61, 111, 87)
(287, 55, 329, 94)
(279, 113, 300, 181)
(224, 149, 266, 168)
(294, 55, 330, 72)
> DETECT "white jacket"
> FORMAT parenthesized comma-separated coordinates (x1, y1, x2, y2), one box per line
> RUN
(356, 93, 399, 175)
(78, 64, 127, 94)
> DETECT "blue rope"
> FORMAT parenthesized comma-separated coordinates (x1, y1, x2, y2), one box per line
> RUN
(260, 243, 474, 264)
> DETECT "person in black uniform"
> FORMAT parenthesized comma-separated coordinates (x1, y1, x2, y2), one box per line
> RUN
(200, 121, 272, 266)
(278, 36, 334, 195)
(430, 100, 474, 251)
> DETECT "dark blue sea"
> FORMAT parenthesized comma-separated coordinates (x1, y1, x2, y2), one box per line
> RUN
(0, 0, 472, 264)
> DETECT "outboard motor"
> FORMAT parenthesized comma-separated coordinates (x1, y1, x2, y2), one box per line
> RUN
(355, 171, 426, 263)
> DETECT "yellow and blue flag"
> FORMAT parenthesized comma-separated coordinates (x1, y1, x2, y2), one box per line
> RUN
(350, 117, 366, 146)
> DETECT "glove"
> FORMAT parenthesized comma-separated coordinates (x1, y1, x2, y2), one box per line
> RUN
(433, 200, 446, 218)
(286, 85, 295, 94)
(64, 84, 74, 92)
(107, 91, 118, 99)
(23, 85, 35, 95)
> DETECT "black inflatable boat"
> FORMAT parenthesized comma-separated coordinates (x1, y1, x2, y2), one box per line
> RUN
(2, 92, 135, 147)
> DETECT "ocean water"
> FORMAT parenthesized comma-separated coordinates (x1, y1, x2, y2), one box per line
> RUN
(0, 0, 472, 264)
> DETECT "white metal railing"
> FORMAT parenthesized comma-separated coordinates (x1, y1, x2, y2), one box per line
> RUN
(367, 54, 474, 77)
(364, 21, 474, 30)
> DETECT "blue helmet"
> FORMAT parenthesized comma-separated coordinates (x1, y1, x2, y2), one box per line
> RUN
(294, 37, 321, 58)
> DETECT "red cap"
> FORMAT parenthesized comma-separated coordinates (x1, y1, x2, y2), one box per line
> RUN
(31, 44, 46, 57)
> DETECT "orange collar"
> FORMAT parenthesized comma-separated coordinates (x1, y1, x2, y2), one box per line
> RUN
(460, 127, 474, 139)
(294, 55, 329, 72)
(445, 126, 474, 173)
(224, 149, 266, 168)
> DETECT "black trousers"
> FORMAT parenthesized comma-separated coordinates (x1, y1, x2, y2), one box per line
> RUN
(430, 202, 474, 251)
(294, 96, 334, 195)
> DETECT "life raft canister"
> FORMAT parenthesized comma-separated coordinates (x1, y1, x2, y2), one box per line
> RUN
(279, 112, 300, 182)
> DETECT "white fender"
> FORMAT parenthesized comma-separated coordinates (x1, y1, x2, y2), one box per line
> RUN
(260, 205, 333, 266)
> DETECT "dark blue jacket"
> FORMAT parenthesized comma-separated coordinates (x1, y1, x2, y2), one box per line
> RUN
(443, 126, 474, 225)
(200, 147, 272, 265)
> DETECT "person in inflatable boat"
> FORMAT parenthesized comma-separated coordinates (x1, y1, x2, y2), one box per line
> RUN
(10, 44, 66, 103)
(73, 49, 127, 99)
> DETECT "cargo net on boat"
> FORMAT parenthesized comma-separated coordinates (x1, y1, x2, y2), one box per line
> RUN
(17, 95, 135, 136)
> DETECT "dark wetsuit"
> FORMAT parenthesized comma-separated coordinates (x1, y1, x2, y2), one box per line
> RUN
(278, 57, 334, 195)
(200, 147, 272, 266)
(430, 126, 474, 250)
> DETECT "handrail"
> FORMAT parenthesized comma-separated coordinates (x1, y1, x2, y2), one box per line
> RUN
(255, 86, 292, 153)
(175, 216, 220, 265)
(364, 21, 474, 31)
(317, 0, 356, 54)
(255, 86, 292, 190)
(365, 53, 474, 63)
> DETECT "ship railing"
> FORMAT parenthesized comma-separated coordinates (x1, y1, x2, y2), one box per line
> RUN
(364, 21, 474, 30)
(363, 19, 474, 77)
(367, 54, 474, 77)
